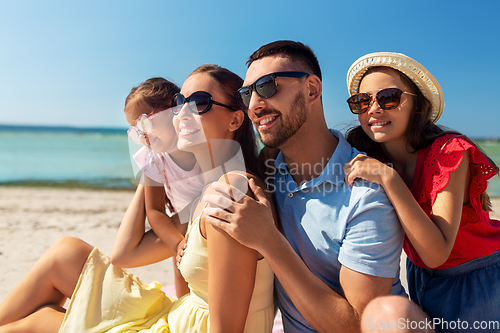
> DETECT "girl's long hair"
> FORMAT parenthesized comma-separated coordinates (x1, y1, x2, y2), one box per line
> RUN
(346, 67, 498, 211)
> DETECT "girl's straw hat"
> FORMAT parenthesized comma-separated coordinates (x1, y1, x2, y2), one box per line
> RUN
(347, 52, 444, 123)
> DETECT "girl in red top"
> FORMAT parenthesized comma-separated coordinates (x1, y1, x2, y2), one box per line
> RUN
(344, 52, 500, 331)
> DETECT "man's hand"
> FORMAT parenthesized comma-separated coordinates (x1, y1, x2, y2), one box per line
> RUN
(203, 178, 279, 253)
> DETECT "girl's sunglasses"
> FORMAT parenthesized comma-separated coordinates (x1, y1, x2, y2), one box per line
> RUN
(346, 88, 417, 114)
(236, 71, 311, 110)
(127, 111, 163, 145)
(172, 91, 238, 115)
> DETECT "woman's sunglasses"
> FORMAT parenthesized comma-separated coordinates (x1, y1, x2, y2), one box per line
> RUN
(346, 88, 417, 114)
(172, 91, 238, 115)
(236, 71, 311, 110)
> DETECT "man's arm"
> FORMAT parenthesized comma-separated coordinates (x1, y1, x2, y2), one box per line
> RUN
(258, 228, 393, 332)
(204, 179, 397, 333)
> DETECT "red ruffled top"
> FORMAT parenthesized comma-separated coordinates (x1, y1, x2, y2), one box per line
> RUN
(404, 134, 500, 269)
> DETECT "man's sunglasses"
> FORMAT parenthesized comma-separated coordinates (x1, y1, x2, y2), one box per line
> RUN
(347, 88, 417, 114)
(236, 71, 311, 110)
(172, 91, 238, 115)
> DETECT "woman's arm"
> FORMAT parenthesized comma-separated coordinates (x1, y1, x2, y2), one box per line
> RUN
(205, 173, 268, 333)
(344, 153, 469, 268)
(111, 183, 175, 267)
(206, 217, 257, 333)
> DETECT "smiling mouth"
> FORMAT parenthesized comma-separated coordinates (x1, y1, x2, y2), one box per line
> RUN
(256, 116, 278, 129)
(147, 135, 156, 146)
(179, 128, 200, 135)
(260, 116, 277, 125)
(370, 121, 391, 126)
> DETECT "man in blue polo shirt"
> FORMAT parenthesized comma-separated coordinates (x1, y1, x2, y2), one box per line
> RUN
(204, 40, 405, 333)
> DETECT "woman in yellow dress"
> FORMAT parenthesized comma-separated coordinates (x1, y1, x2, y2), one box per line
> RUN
(0, 64, 276, 333)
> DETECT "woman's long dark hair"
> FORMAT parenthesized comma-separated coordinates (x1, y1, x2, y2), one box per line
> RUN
(346, 67, 498, 211)
(188, 64, 262, 178)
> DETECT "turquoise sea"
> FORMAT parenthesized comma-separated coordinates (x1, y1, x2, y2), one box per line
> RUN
(0, 125, 135, 189)
(479, 140, 500, 197)
(1, 125, 500, 196)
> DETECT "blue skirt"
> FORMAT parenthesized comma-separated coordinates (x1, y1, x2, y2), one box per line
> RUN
(407, 250, 500, 333)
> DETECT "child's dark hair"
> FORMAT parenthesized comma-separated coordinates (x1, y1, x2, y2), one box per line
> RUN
(125, 77, 180, 114)
(346, 67, 499, 211)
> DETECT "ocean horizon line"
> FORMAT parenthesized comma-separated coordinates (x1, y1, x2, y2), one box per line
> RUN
(0, 123, 128, 134)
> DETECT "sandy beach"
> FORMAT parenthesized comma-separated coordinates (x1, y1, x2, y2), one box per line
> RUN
(0, 186, 172, 303)
(1, 186, 500, 304)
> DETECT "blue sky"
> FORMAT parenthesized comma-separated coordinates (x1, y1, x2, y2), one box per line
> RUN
(1, 0, 499, 138)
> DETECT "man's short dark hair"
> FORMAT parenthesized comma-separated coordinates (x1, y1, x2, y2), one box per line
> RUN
(247, 40, 322, 81)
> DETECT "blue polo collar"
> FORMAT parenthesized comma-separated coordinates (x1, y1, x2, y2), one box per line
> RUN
(274, 129, 354, 190)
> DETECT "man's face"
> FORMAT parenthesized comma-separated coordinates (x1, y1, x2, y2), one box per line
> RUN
(243, 56, 309, 148)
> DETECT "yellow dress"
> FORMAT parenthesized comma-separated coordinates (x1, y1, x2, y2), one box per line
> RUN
(58, 205, 275, 333)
